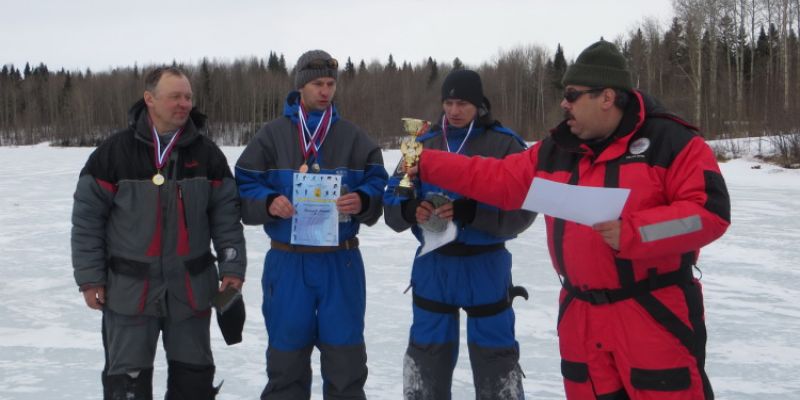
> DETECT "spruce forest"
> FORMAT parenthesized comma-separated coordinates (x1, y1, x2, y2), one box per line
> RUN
(1, 0, 799, 166)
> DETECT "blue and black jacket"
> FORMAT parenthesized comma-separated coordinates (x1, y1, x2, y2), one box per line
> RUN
(236, 92, 387, 240)
(384, 120, 536, 251)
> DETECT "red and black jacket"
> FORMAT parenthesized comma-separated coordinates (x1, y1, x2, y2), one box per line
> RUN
(419, 90, 730, 293)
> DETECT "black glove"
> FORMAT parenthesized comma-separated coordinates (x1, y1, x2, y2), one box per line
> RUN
(355, 190, 370, 215)
(400, 198, 422, 224)
(452, 198, 477, 224)
(216, 297, 245, 345)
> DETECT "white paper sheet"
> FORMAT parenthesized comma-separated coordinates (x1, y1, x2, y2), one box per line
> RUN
(417, 221, 458, 257)
(522, 177, 630, 226)
(291, 173, 341, 246)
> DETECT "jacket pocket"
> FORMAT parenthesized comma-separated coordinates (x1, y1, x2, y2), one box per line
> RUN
(182, 251, 219, 312)
(630, 367, 691, 391)
(561, 359, 589, 383)
(185, 252, 216, 275)
(107, 257, 151, 315)
(109, 257, 149, 278)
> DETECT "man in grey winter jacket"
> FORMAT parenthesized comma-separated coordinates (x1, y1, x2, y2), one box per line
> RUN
(71, 66, 246, 400)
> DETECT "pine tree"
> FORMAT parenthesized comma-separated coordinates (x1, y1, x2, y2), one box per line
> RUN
(33, 62, 49, 77)
(385, 54, 398, 72)
(267, 51, 281, 72)
(345, 57, 356, 78)
(426, 57, 438, 88)
(278, 54, 288, 75)
(551, 44, 567, 89)
(58, 72, 72, 116)
(452, 57, 464, 70)
(198, 58, 213, 113)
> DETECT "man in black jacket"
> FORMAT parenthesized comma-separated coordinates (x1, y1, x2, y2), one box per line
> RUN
(71, 66, 246, 400)
(384, 69, 535, 399)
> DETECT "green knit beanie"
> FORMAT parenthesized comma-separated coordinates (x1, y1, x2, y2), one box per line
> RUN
(562, 40, 632, 91)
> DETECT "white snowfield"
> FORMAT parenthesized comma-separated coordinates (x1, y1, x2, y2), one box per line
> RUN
(0, 141, 798, 399)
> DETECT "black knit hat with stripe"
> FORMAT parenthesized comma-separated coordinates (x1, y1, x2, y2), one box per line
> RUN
(562, 40, 632, 91)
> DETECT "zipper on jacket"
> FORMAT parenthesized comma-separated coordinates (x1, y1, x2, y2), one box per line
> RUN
(176, 183, 190, 256)
(158, 158, 177, 284)
(178, 184, 188, 229)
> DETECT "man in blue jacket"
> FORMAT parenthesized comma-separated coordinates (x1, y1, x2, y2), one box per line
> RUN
(236, 49, 387, 400)
(384, 69, 536, 399)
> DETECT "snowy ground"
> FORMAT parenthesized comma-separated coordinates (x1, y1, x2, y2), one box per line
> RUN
(0, 142, 798, 399)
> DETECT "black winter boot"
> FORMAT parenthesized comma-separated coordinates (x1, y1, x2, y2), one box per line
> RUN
(164, 361, 218, 400)
(403, 341, 456, 400)
(469, 344, 524, 400)
(104, 369, 154, 400)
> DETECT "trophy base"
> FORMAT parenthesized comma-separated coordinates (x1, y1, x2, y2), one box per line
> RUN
(394, 185, 416, 199)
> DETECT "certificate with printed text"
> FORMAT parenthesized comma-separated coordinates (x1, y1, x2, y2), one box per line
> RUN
(291, 173, 341, 246)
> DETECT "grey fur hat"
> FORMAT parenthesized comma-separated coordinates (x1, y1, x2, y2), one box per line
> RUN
(294, 50, 339, 89)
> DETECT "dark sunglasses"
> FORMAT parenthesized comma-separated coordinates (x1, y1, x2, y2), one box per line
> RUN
(303, 58, 339, 70)
(563, 88, 605, 103)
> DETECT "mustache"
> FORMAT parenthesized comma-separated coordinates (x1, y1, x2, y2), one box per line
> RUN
(563, 111, 574, 120)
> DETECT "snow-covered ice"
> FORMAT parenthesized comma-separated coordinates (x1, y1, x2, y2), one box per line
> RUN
(0, 143, 798, 399)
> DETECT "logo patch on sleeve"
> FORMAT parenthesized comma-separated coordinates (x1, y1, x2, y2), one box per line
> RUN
(221, 248, 238, 262)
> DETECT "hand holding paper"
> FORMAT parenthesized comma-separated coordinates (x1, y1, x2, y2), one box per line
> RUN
(592, 220, 621, 250)
(522, 177, 630, 226)
(291, 173, 341, 246)
(417, 221, 458, 257)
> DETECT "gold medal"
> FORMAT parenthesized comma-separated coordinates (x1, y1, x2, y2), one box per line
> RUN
(299, 164, 309, 173)
(311, 163, 321, 173)
(152, 173, 165, 186)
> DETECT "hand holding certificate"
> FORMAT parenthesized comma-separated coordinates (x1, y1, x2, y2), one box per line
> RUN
(417, 220, 458, 257)
(291, 173, 341, 246)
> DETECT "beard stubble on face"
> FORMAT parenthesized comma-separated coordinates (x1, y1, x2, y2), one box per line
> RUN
(563, 110, 577, 131)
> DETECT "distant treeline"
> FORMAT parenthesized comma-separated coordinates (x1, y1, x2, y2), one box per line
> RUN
(3, 0, 800, 149)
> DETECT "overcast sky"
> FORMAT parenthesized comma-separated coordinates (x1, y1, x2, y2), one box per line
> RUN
(2, 0, 675, 72)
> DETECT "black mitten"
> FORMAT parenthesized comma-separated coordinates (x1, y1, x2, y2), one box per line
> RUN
(452, 198, 477, 224)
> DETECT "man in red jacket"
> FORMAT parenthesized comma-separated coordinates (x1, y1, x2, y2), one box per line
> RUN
(411, 40, 730, 399)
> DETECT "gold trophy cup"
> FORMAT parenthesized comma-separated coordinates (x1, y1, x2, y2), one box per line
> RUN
(395, 117, 430, 198)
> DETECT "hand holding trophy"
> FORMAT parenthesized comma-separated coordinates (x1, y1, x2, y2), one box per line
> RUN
(395, 118, 430, 198)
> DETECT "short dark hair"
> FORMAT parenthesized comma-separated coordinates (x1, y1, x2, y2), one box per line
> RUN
(589, 88, 630, 110)
(144, 66, 187, 93)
